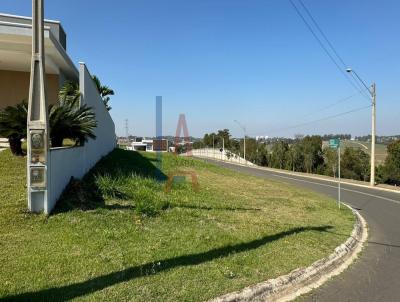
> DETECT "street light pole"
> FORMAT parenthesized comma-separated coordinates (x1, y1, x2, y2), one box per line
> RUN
(346, 68, 376, 186)
(212, 134, 215, 159)
(234, 120, 246, 164)
(371, 83, 376, 186)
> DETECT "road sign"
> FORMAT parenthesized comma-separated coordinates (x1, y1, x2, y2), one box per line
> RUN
(329, 138, 340, 149)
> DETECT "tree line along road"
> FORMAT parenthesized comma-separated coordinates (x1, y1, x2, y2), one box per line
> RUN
(204, 158, 400, 302)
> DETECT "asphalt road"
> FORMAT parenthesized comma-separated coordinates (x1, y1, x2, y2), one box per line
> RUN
(204, 159, 400, 302)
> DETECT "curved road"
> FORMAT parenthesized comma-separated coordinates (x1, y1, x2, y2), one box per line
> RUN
(205, 159, 400, 302)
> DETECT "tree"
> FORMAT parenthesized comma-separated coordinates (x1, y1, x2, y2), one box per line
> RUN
(324, 147, 338, 177)
(271, 140, 288, 169)
(58, 81, 81, 104)
(92, 75, 114, 111)
(0, 101, 27, 155)
(217, 129, 231, 149)
(49, 97, 97, 147)
(341, 147, 370, 181)
(301, 136, 323, 173)
(0, 82, 98, 153)
(382, 140, 400, 185)
(286, 143, 304, 172)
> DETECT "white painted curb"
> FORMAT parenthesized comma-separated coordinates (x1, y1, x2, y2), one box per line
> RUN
(200, 156, 400, 195)
(208, 205, 368, 302)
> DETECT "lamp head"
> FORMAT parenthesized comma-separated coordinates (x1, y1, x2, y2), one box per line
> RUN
(346, 68, 352, 73)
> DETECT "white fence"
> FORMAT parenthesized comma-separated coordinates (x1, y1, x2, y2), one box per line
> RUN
(47, 63, 116, 212)
(185, 148, 255, 166)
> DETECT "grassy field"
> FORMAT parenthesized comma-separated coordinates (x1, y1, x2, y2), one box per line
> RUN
(0, 149, 354, 301)
(338, 140, 387, 164)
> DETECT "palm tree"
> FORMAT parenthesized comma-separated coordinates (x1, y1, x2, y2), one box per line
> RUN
(92, 75, 114, 111)
(49, 81, 97, 147)
(0, 81, 97, 153)
(58, 80, 81, 104)
(0, 101, 27, 155)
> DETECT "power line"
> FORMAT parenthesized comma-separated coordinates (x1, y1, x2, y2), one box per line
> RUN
(288, 0, 370, 100)
(298, 89, 367, 119)
(267, 104, 372, 134)
(296, 0, 371, 101)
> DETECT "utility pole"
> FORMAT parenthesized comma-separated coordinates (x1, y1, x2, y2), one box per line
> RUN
(371, 83, 376, 186)
(234, 120, 246, 165)
(244, 135, 246, 165)
(338, 144, 341, 209)
(346, 69, 376, 186)
(212, 134, 215, 159)
(124, 119, 129, 140)
(27, 0, 49, 213)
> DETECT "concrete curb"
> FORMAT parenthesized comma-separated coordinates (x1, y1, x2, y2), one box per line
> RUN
(199, 156, 400, 194)
(208, 205, 368, 302)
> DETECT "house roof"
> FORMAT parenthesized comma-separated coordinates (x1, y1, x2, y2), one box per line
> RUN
(0, 13, 78, 81)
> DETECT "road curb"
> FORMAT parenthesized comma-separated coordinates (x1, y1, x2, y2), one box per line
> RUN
(198, 156, 400, 194)
(208, 205, 368, 302)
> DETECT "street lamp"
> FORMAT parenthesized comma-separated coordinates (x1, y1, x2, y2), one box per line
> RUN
(346, 68, 376, 186)
(234, 120, 246, 164)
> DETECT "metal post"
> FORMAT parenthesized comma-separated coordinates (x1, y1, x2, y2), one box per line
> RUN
(338, 145, 341, 209)
(222, 137, 225, 161)
(370, 83, 376, 186)
(212, 134, 215, 159)
(244, 135, 246, 165)
(27, 0, 49, 213)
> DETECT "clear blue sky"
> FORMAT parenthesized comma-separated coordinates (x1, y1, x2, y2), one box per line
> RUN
(2, 0, 399, 138)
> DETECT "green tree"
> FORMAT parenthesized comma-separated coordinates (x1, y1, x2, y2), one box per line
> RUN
(271, 140, 289, 169)
(341, 147, 370, 181)
(92, 75, 114, 111)
(324, 147, 338, 177)
(49, 96, 97, 147)
(217, 129, 231, 149)
(286, 143, 304, 172)
(301, 136, 323, 173)
(0, 81, 98, 152)
(382, 140, 400, 185)
(0, 101, 27, 156)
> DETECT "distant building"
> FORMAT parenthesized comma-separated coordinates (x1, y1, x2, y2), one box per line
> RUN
(127, 138, 168, 152)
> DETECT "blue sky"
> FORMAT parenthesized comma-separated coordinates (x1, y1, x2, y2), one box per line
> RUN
(2, 0, 399, 138)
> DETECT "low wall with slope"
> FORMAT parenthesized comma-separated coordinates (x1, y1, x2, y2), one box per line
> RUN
(47, 63, 116, 213)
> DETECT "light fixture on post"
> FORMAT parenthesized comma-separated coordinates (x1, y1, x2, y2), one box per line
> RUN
(27, 0, 50, 212)
(346, 68, 376, 186)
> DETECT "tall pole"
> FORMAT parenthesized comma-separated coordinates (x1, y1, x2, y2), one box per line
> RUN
(234, 120, 246, 164)
(243, 135, 246, 165)
(27, 0, 49, 213)
(370, 83, 376, 186)
(212, 134, 215, 159)
(346, 69, 376, 187)
(338, 145, 341, 209)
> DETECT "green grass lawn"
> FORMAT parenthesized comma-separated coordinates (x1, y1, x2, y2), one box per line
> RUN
(0, 149, 354, 302)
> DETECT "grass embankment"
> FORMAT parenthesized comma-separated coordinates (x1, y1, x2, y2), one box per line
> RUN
(0, 149, 354, 301)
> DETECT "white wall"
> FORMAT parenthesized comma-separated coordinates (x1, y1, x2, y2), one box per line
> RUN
(184, 148, 255, 166)
(47, 63, 116, 212)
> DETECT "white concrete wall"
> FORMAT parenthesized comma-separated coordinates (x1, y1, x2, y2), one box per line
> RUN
(184, 148, 255, 166)
(47, 63, 116, 212)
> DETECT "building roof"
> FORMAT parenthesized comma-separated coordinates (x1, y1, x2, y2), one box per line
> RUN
(0, 13, 78, 80)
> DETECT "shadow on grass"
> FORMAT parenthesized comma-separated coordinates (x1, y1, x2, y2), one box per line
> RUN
(53, 149, 167, 214)
(2, 225, 333, 302)
(172, 203, 262, 212)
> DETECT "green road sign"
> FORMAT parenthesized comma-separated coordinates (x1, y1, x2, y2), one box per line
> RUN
(329, 138, 340, 149)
